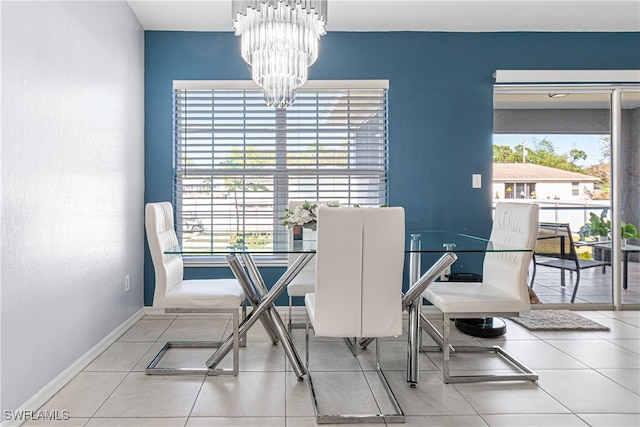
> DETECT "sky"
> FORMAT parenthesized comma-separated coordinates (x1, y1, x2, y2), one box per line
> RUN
(493, 134, 607, 167)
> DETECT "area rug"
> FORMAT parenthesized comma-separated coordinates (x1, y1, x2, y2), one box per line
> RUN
(509, 310, 610, 331)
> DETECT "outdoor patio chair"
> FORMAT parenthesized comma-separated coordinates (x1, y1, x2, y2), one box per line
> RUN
(530, 222, 610, 303)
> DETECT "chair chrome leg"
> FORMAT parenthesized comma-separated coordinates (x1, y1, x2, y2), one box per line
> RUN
(289, 296, 293, 333)
(419, 312, 454, 354)
(306, 337, 405, 424)
(305, 312, 310, 368)
(240, 300, 247, 347)
(374, 339, 405, 423)
(146, 308, 240, 376)
(443, 313, 452, 383)
(287, 295, 309, 331)
(343, 337, 359, 356)
(232, 306, 239, 374)
(422, 312, 538, 384)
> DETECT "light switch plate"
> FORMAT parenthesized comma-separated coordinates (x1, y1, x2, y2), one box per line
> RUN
(472, 174, 482, 188)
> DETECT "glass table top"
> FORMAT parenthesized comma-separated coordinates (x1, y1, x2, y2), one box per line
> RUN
(165, 230, 532, 255)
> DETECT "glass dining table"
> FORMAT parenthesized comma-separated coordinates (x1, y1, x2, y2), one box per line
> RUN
(166, 230, 532, 386)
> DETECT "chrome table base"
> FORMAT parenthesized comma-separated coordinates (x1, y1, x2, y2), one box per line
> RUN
(206, 252, 315, 379)
(359, 235, 458, 387)
(403, 251, 458, 386)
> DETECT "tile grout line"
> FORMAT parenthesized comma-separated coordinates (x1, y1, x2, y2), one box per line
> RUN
(85, 316, 178, 425)
(35, 312, 639, 425)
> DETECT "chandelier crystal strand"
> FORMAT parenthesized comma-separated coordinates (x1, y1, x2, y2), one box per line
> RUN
(232, 0, 327, 109)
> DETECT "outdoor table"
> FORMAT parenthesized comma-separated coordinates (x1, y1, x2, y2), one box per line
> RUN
(574, 239, 639, 289)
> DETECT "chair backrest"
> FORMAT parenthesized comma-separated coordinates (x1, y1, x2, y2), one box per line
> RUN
(145, 202, 183, 307)
(361, 207, 405, 337)
(534, 222, 578, 260)
(313, 206, 405, 338)
(484, 202, 539, 310)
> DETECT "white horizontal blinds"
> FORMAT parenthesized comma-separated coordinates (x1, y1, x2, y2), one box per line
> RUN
(174, 84, 388, 255)
(286, 89, 388, 206)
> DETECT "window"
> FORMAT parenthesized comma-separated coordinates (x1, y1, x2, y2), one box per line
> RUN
(572, 182, 580, 196)
(173, 81, 389, 260)
(504, 182, 535, 199)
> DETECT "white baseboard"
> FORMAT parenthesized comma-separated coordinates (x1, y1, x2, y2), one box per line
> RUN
(1, 308, 145, 427)
(143, 306, 167, 316)
(145, 305, 419, 320)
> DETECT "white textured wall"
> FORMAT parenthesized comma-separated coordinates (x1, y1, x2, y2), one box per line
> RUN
(1, 1, 144, 413)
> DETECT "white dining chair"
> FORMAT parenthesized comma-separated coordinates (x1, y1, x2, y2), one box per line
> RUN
(421, 202, 539, 383)
(145, 202, 246, 375)
(305, 206, 405, 423)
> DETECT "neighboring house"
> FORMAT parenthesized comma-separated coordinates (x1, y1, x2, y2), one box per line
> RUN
(493, 163, 600, 200)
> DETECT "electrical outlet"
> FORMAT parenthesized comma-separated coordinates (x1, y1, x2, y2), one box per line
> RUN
(440, 266, 451, 282)
(124, 274, 130, 292)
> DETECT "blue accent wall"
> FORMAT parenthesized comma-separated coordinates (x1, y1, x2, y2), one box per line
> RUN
(144, 31, 640, 306)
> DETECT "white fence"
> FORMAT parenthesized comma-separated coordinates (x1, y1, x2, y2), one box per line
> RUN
(493, 200, 611, 233)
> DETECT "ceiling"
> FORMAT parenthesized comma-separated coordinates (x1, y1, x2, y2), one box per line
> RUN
(127, 0, 640, 32)
(128, 0, 640, 110)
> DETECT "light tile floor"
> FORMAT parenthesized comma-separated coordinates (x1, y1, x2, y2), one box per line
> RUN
(26, 310, 640, 427)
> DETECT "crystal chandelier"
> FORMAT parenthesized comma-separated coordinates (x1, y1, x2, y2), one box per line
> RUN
(232, 0, 328, 109)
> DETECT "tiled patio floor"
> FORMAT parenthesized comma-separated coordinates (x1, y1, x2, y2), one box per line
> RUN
(530, 260, 639, 305)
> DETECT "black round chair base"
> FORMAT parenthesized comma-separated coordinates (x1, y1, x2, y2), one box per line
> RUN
(454, 318, 507, 338)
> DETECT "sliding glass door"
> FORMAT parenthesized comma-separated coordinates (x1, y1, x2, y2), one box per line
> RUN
(494, 83, 639, 309)
(619, 90, 640, 306)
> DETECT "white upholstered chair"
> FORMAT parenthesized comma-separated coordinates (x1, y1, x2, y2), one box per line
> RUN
(145, 202, 246, 375)
(305, 206, 405, 423)
(421, 202, 539, 383)
(286, 200, 319, 332)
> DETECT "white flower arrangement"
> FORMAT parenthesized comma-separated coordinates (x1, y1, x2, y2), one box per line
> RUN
(281, 201, 340, 231)
(281, 201, 318, 231)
